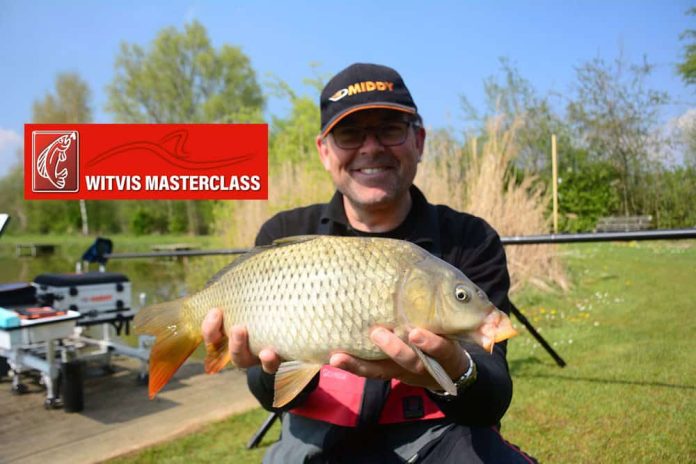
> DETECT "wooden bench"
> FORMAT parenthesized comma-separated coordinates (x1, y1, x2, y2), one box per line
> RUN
(595, 215, 653, 233)
(15, 244, 58, 257)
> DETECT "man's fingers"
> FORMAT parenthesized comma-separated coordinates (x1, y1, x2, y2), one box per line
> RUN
(329, 352, 395, 380)
(201, 308, 224, 344)
(370, 327, 423, 373)
(228, 325, 259, 368)
(258, 349, 281, 374)
(408, 329, 454, 360)
(409, 328, 469, 378)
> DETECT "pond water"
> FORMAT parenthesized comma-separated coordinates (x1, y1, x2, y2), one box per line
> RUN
(0, 240, 235, 309)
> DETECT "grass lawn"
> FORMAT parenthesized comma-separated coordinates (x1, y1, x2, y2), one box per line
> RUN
(108, 241, 695, 463)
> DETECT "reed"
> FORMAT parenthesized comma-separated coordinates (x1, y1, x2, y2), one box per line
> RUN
(214, 161, 333, 247)
(416, 117, 568, 293)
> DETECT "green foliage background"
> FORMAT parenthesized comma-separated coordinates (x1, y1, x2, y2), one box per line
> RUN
(2, 19, 695, 239)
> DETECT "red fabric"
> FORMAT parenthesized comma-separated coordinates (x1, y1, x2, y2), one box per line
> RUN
(290, 366, 444, 427)
(378, 378, 445, 424)
(290, 366, 365, 427)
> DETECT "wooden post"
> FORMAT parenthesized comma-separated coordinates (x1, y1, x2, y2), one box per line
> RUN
(552, 134, 558, 234)
(79, 199, 89, 236)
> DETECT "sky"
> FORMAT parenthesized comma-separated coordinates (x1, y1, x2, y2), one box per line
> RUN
(0, 1, 693, 176)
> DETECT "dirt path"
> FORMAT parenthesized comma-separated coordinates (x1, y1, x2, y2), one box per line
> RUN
(0, 356, 258, 463)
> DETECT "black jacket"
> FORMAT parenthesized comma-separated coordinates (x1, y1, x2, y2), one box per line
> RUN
(247, 186, 513, 426)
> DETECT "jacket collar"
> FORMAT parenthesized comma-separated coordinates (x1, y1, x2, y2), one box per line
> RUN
(319, 185, 437, 252)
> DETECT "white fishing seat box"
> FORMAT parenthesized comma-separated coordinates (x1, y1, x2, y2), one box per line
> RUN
(32, 272, 131, 319)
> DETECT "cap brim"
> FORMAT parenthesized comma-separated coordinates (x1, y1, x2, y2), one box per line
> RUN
(321, 103, 416, 137)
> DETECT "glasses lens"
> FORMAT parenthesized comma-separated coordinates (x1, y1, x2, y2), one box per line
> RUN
(332, 121, 410, 149)
(379, 122, 408, 145)
(333, 126, 363, 149)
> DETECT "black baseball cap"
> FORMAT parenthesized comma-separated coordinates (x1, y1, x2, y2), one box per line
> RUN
(320, 63, 418, 137)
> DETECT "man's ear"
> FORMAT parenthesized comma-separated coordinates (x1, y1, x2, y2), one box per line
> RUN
(316, 135, 331, 171)
(416, 126, 426, 161)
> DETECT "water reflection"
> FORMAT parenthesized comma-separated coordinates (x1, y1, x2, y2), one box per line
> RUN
(0, 243, 233, 307)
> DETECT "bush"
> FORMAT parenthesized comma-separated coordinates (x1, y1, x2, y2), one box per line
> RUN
(130, 208, 168, 235)
(557, 161, 621, 232)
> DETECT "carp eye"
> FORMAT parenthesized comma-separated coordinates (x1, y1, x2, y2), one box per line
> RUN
(454, 285, 470, 302)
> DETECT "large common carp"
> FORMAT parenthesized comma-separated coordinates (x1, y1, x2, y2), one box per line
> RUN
(134, 236, 517, 407)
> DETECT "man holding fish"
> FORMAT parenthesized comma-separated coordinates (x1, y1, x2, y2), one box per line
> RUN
(199, 63, 536, 462)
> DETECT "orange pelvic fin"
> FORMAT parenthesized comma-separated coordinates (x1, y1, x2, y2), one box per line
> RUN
(273, 361, 321, 408)
(205, 336, 231, 374)
(134, 298, 202, 399)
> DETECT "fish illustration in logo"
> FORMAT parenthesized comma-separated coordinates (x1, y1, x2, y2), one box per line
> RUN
(36, 132, 76, 189)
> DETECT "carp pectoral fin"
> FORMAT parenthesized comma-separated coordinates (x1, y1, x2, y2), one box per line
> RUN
(204, 336, 230, 374)
(410, 344, 457, 396)
(273, 361, 321, 408)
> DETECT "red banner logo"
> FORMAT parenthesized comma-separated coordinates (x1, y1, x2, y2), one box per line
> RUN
(24, 124, 268, 200)
(32, 130, 80, 193)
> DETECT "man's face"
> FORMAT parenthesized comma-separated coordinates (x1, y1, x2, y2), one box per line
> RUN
(316, 109, 425, 211)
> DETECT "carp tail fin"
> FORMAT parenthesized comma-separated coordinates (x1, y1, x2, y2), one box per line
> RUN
(134, 298, 202, 399)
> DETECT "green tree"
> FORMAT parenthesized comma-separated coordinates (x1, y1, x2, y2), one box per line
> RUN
(461, 58, 573, 175)
(106, 21, 264, 234)
(678, 7, 696, 87)
(557, 156, 622, 232)
(0, 162, 26, 232)
(31, 72, 97, 235)
(653, 166, 696, 227)
(107, 20, 263, 124)
(267, 72, 324, 164)
(567, 55, 669, 216)
(32, 72, 92, 124)
(679, 111, 696, 168)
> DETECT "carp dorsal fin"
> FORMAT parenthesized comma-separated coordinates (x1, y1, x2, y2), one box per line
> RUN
(204, 235, 321, 288)
(271, 235, 320, 245)
(273, 361, 322, 408)
(409, 344, 457, 395)
(204, 249, 268, 287)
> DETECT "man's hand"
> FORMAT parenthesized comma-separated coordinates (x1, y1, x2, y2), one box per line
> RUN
(329, 327, 470, 391)
(201, 308, 281, 374)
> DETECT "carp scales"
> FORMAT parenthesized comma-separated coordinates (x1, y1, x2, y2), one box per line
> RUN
(134, 235, 517, 407)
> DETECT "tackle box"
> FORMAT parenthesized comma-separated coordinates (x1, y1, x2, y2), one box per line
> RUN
(33, 272, 131, 319)
(0, 307, 20, 329)
(0, 282, 38, 308)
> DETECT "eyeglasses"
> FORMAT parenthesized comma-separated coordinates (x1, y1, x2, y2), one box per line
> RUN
(331, 121, 416, 149)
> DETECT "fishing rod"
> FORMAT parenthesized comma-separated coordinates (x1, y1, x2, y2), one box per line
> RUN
(104, 228, 696, 260)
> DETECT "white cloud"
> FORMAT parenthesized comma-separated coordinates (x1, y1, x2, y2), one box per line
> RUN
(0, 128, 22, 177)
(673, 108, 696, 132)
(660, 109, 696, 166)
(184, 5, 198, 23)
(0, 128, 21, 152)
